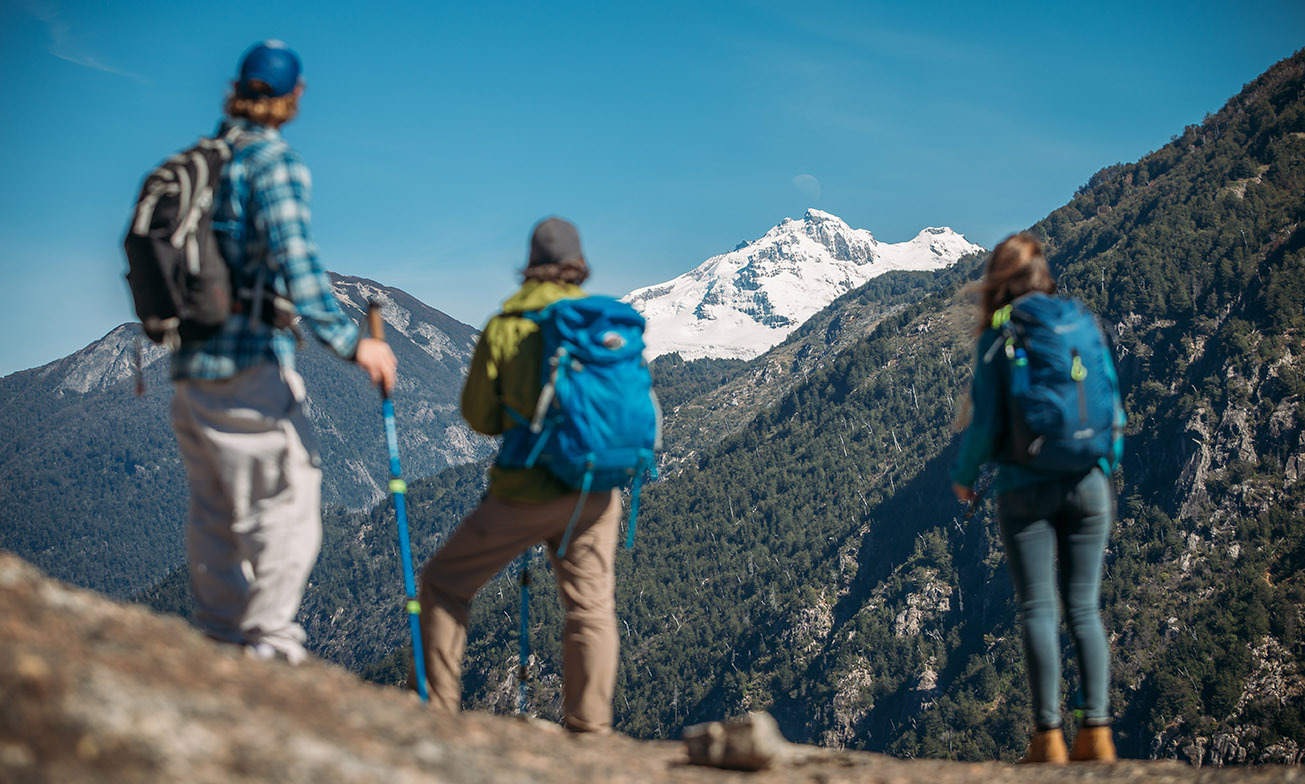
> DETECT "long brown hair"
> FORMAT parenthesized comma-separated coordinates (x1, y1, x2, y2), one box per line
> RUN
(953, 233, 1057, 431)
(970, 232, 1056, 337)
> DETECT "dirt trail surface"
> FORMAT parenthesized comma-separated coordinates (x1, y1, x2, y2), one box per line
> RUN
(1, 551, 1299, 784)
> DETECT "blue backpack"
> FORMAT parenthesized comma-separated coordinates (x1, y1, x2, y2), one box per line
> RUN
(990, 293, 1120, 473)
(499, 296, 661, 555)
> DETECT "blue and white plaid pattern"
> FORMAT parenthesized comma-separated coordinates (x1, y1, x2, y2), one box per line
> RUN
(171, 119, 359, 380)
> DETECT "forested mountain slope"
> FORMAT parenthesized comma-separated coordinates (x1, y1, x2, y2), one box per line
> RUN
(0, 276, 492, 597)
(654, 252, 985, 463)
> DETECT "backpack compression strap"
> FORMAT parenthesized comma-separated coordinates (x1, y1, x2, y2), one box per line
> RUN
(522, 347, 572, 469)
(555, 467, 594, 559)
(555, 452, 658, 557)
(530, 348, 565, 432)
(624, 452, 658, 549)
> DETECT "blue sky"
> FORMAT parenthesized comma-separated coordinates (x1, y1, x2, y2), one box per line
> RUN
(1, 0, 1302, 375)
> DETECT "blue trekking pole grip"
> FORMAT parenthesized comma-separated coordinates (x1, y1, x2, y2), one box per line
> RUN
(369, 302, 429, 702)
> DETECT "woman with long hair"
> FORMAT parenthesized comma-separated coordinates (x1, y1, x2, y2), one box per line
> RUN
(950, 233, 1124, 764)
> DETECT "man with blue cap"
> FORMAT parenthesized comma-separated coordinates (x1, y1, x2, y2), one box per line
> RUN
(169, 41, 397, 665)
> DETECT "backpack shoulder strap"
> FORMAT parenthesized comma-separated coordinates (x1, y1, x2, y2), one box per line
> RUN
(981, 328, 1007, 365)
(488, 306, 551, 431)
(498, 305, 547, 322)
(985, 304, 1025, 363)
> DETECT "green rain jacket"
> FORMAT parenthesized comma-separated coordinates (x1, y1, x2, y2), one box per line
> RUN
(462, 280, 586, 502)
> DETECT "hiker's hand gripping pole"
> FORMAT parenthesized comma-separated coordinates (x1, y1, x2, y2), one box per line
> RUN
(369, 302, 429, 702)
(356, 317, 397, 396)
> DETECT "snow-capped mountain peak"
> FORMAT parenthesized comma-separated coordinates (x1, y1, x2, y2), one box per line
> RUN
(624, 210, 983, 360)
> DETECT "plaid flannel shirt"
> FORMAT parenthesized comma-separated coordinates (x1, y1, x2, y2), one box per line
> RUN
(171, 118, 359, 380)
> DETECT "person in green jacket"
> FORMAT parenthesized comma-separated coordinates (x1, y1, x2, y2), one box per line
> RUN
(416, 217, 622, 733)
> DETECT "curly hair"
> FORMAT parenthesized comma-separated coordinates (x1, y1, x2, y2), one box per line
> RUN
(522, 258, 589, 286)
(224, 86, 300, 127)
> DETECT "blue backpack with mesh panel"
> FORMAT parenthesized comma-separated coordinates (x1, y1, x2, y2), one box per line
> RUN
(498, 296, 661, 555)
(990, 292, 1120, 472)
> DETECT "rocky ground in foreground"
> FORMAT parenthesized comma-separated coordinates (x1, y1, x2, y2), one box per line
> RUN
(1, 550, 1300, 784)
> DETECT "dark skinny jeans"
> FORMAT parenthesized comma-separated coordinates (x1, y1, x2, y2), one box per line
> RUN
(997, 467, 1113, 729)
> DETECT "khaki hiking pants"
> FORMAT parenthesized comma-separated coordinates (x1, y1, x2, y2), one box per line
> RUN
(171, 361, 323, 663)
(418, 490, 621, 732)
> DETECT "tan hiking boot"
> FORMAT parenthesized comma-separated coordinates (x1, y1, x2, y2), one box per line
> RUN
(1069, 725, 1117, 762)
(1019, 728, 1069, 764)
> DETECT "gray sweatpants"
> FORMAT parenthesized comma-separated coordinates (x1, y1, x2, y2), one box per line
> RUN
(171, 361, 323, 662)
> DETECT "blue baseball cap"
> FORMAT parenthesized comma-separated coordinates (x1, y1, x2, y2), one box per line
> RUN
(236, 40, 302, 98)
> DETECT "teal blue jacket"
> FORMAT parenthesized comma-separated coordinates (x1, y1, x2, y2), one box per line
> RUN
(949, 328, 1125, 495)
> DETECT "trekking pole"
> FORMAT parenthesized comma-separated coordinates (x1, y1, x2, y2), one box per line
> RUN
(517, 549, 531, 714)
(368, 302, 429, 702)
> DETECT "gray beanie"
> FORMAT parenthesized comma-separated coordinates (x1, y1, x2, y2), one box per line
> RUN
(528, 217, 583, 267)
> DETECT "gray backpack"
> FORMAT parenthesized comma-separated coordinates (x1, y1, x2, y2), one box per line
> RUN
(123, 134, 237, 348)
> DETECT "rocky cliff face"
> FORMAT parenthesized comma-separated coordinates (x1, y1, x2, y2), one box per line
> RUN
(1149, 638, 1305, 766)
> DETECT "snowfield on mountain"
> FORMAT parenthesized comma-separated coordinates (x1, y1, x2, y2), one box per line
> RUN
(624, 209, 983, 360)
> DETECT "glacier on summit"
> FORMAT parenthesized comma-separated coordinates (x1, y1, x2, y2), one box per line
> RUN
(623, 209, 983, 360)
